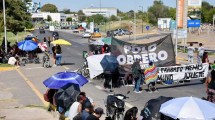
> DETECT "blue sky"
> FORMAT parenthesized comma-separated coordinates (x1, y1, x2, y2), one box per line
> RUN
(34, 0, 215, 12)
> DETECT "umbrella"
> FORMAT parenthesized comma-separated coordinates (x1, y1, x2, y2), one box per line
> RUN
(100, 55, 119, 72)
(159, 97, 215, 120)
(18, 40, 38, 51)
(55, 83, 80, 112)
(43, 71, 88, 89)
(51, 39, 72, 45)
(141, 96, 174, 120)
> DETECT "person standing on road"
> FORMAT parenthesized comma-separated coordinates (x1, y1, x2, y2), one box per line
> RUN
(132, 59, 142, 93)
(55, 45, 62, 66)
(205, 65, 215, 103)
(48, 36, 51, 47)
(144, 61, 158, 93)
(202, 52, 209, 64)
(43, 37, 47, 43)
(52, 44, 56, 65)
(197, 43, 204, 64)
(187, 43, 195, 64)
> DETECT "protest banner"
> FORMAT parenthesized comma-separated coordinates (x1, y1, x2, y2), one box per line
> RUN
(111, 34, 175, 69)
(158, 63, 209, 82)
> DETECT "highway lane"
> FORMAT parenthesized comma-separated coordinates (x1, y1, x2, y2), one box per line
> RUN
(33, 29, 89, 71)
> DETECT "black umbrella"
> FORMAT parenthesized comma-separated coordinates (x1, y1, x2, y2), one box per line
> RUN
(100, 55, 119, 72)
(140, 96, 174, 120)
(54, 83, 80, 113)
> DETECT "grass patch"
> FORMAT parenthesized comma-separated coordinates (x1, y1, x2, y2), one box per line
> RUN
(0, 64, 14, 67)
(0, 31, 31, 45)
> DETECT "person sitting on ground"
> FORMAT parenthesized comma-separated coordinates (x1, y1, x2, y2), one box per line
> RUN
(86, 107, 104, 120)
(80, 102, 93, 120)
(124, 107, 138, 120)
(144, 61, 158, 93)
(68, 95, 84, 120)
(79, 92, 95, 111)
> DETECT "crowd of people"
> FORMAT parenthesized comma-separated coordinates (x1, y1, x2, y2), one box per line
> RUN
(44, 90, 105, 120)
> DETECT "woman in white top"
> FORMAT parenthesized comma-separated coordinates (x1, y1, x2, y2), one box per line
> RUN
(68, 95, 84, 120)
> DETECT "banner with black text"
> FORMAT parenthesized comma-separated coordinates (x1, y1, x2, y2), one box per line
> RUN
(158, 63, 209, 82)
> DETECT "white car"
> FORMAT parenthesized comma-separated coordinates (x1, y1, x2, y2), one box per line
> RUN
(82, 32, 91, 38)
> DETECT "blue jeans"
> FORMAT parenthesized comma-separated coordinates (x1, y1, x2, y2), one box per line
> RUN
(56, 54, 62, 65)
(134, 77, 141, 92)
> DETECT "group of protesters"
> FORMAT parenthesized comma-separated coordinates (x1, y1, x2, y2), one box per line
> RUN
(44, 89, 104, 120)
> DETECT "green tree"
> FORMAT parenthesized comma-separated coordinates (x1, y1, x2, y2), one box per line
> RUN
(201, 1, 215, 23)
(109, 15, 118, 21)
(78, 10, 86, 22)
(41, 3, 58, 13)
(66, 17, 72, 22)
(91, 14, 105, 24)
(147, 1, 171, 25)
(62, 8, 71, 14)
(0, 0, 33, 34)
(47, 15, 52, 22)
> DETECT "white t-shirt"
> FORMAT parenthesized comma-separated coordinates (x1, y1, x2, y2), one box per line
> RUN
(187, 46, 195, 56)
(68, 102, 80, 120)
(198, 46, 204, 56)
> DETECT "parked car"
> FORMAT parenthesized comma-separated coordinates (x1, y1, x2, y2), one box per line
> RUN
(82, 32, 91, 38)
(91, 32, 102, 38)
(39, 27, 45, 34)
(113, 29, 124, 36)
(122, 29, 133, 35)
(52, 32, 59, 40)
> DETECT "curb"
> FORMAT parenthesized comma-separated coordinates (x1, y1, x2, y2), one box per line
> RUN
(0, 67, 17, 72)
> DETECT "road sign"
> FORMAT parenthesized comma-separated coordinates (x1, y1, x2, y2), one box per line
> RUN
(187, 20, 201, 27)
(173, 29, 187, 39)
(146, 26, 150, 30)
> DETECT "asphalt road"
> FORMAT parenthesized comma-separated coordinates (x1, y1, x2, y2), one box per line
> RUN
(33, 29, 207, 115)
(0, 29, 207, 119)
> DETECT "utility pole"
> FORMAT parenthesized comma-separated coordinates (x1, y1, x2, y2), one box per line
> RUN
(3, 0, 7, 53)
(99, 0, 101, 14)
(139, 6, 144, 33)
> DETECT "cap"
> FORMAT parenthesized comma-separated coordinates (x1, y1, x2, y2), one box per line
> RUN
(95, 107, 104, 115)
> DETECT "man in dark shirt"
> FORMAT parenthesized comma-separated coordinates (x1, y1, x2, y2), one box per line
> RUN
(86, 107, 104, 120)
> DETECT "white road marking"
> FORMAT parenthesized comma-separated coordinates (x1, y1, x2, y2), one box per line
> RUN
(95, 85, 103, 90)
(125, 102, 133, 109)
(25, 67, 44, 69)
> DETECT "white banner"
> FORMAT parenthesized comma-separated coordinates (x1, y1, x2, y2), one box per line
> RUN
(158, 63, 209, 81)
(86, 53, 110, 79)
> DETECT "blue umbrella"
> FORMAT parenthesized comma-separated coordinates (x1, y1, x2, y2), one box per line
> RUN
(18, 40, 38, 51)
(43, 71, 88, 89)
(100, 55, 119, 72)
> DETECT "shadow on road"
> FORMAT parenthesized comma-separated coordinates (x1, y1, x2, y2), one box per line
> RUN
(61, 63, 75, 65)
(153, 82, 203, 90)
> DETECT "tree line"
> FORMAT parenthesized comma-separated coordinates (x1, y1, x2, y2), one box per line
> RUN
(0, 0, 33, 35)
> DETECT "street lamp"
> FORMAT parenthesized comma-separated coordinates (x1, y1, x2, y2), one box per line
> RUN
(139, 6, 144, 33)
(3, 0, 7, 53)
